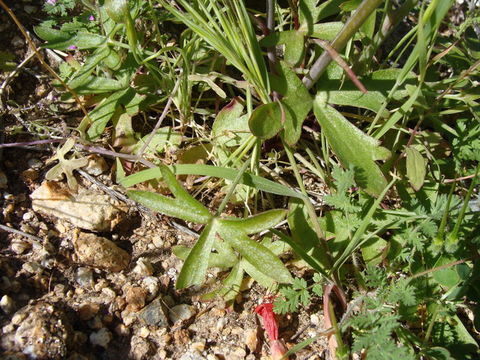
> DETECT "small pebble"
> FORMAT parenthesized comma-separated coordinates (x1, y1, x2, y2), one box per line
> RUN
(245, 328, 258, 353)
(141, 276, 160, 301)
(169, 304, 195, 323)
(90, 328, 112, 348)
(22, 212, 34, 221)
(74, 232, 131, 272)
(138, 326, 150, 338)
(11, 240, 31, 255)
(27, 158, 43, 170)
(22, 261, 43, 274)
(78, 303, 100, 321)
(152, 234, 164, 248)
(215, 317, 227, 332)
(310, 313, 320, 326)
(75, 267, 94, 288)
(133, 257, 154, 276)
(137, 298, 169, 328)
(0, 295, 15, 314)
(85, 155, 108, 176)
(125, 286, 148, 312)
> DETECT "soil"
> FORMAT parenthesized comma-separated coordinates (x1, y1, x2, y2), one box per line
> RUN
(0, 2, 328, 359)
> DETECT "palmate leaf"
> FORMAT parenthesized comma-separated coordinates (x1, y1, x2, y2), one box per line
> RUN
(217, 222, 293, 284)
(126, 165, 291, 290)
(313, 94, 390, 197)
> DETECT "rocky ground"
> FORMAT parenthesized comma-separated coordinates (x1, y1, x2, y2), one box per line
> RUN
(0, 2, 326, 359)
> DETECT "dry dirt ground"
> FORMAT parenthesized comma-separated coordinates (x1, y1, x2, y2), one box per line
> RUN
(0, 2, 326, 359)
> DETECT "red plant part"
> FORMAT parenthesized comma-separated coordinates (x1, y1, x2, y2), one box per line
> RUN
(255, 302, 289, 360)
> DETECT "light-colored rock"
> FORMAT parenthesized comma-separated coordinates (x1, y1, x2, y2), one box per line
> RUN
(169, 304, 196, 323)
(0, 295, 15, 314)
(31, 181, 126, 232)
(13, 301, 72, 359)
(89, 328, 112, 348)
(245, 328, 258, 353)
(73, 232, 130, 272)
(179, 350, 206, 360)
(130, 335, 152, 360)
(141, 276, 160, 301)
(75, 267, 94, 288)
(85, 155, 108, 176)
(133, 257, 154, 276)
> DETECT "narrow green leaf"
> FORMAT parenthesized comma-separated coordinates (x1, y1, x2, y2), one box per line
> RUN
(313, 95, 390, 196)
(119, 164, 303, 199)
(127, 190, 211, 224)
(218, 227, 292, 284)
(218, 209, 287, 235)
(405, 146, 426, 191)
(176, 221, 217, 289)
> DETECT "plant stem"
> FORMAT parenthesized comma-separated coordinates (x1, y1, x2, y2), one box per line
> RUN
(303, 0, 384, 90)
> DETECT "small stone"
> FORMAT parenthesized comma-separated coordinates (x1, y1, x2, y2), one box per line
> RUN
(310, 313, 320, 326)
(133, 257, 154, 276)
(31, 181, 126, 232)
(215, 317, 227, 332)
(11, 240, 31, 255)
(125, 286, 148, 312)
(78, 303, 100, 321)
(75, 267, 94, 288)
(138, 298, 169, 328)
(27, 158, 43, 169)
(22, 212, 34, 221)
(11, 312, 26, 325)
(13, 301, 72, 359)
(169, 304, 195, 323)
(0, 171, 7, 189)
(245, 328, 258, 353)
(179, 350, 206, 360)
(0, 295, 15, 314)
(101, 287, 117, 301)
(73, 232, 130, 272)
(141, 276, 160, 301)
(173, 329, 191, 345)
(138, 326, 150, 338)
(22, 261, 43, 274)
(228, 346, 247, 360)
(130, 335, 152, 360)
(85, 155, 108, 176)
(89, 328, 112, 348)
(190, 341, 205, 352)
(152, 234, 164, 248)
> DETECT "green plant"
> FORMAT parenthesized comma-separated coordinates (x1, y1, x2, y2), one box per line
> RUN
(29, 0, 480, 358)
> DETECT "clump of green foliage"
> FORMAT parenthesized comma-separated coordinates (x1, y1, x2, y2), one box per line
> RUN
(32, 0, 480, 358)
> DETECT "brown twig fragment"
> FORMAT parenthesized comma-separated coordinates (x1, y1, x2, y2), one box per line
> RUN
(313, 39, 368, 94)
